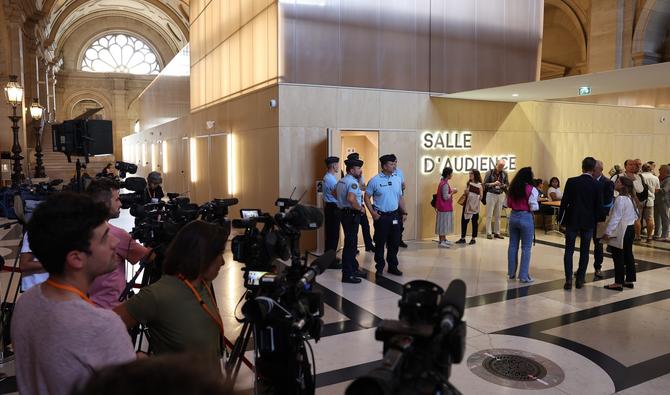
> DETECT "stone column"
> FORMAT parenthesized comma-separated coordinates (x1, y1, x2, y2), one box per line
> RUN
(112, 78, 127, 158)
(588, 0, 639, 72)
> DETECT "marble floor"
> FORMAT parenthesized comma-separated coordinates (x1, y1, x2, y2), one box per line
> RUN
(1, 211, 670, 394)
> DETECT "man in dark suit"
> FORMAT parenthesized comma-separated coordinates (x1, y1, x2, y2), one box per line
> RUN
(593, 159, 615, 279)
(559, 157, 603, 289)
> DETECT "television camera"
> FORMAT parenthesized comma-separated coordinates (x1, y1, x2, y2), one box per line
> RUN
(119, 196, 239, 301)
(225, 197, 331, 395)
(346, 279, 467, 395)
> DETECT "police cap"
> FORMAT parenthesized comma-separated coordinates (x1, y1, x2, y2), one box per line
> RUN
(379, 154, 397, 164)
(344, 158, 364, 168)
(325, 156, 340, 166)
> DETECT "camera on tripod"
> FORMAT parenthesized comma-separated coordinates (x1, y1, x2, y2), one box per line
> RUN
(114, 160, 137, 178)
(347, 279, 467, 395)
(225, 197, 332, 395)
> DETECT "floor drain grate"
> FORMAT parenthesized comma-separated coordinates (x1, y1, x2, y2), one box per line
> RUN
(482, 354, 547, 381)
(468, 349, 564, 389)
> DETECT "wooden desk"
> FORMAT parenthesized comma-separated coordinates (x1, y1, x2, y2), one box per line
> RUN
(540, 200, 562, 235)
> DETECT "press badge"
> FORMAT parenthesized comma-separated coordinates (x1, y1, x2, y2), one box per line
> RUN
(392, 219, 399, 225)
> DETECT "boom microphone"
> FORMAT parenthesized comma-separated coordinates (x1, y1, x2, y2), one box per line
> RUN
(439, 279, 466, 333)
(278, 204, 323, 230)
(214, 198, 239, 207)
(299, 250, 336, 288)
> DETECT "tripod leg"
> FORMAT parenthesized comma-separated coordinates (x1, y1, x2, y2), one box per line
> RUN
(225, 322, 254, 390)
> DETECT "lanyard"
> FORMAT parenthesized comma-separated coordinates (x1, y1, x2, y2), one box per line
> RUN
(177, 274, 224, 335)
(45, 279, 94, 306)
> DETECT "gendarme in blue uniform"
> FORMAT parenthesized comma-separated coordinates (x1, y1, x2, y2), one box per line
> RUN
(367, 171, 403, 274)
(323, 172, 338, 204)
(336, 174, 362, 209)
(366, 172, 402, 212)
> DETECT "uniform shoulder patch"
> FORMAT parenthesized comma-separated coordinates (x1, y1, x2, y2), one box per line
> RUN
(351, 183, 358, 189)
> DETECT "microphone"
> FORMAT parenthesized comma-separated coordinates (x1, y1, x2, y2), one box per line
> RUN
(214, 198, 239, 207)
(278, 204, 324, 230)
(439, 279, 466, 333)
(299, 250, 336, 288)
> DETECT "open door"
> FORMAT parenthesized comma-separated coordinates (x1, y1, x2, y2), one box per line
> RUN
(316, 128, 342, 254)
(327, 128, 341, 158)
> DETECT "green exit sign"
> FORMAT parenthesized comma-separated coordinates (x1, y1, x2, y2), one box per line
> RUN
(578, 86, 591, 96)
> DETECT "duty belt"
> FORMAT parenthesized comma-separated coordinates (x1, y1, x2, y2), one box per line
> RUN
(375, 209, 398, 216)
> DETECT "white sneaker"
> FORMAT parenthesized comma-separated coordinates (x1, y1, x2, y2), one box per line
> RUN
(438, 241, 451, 248)
(444, 240, 454, 245)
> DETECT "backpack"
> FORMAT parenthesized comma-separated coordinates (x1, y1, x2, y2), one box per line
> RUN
(430, 194, 437, 208)
(637, 174, 649, 203)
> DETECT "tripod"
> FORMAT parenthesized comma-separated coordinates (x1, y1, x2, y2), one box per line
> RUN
(224, 314, 256, 391)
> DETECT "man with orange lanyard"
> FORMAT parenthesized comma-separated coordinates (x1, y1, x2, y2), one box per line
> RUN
(12, 193, 136, 395)
(114, 220, 229, 372)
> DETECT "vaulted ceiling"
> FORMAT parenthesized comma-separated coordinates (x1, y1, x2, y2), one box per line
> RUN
(37, 0, 189, 55)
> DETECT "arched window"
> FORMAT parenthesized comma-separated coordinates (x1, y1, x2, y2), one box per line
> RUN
(81, 34, 161, 75)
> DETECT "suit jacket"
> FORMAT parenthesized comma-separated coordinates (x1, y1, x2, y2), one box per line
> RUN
(595, 175, 615, 222)
(559, 174, 602, 230)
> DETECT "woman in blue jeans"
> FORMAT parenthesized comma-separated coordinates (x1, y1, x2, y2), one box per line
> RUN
(506, 167, 540, 282)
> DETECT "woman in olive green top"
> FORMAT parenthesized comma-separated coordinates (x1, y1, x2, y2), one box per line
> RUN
(114, 220, 229, 371)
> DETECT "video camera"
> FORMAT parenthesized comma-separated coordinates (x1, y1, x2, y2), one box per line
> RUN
(115, 160, 138, 178)
(226, 197, 329, 395)
(131, 196, 238, 247)
(346, 280, 467, 395)
(230, 198, 322, 272)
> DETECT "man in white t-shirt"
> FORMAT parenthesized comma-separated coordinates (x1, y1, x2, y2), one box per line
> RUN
(641, 163, 660, 242)
(612, 159, 645, 239)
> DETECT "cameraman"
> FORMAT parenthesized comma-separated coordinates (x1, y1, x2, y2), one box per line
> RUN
(142, 171, 164, 203)
(113, 220, 229, 371)
(86, 178, 152, 309)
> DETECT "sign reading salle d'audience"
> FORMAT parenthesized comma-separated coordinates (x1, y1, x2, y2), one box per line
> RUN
(420, 131, 517, 175)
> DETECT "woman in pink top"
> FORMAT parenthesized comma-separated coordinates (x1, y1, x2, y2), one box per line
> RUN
(435, 167, 458, 248)
(506, 167, 540, 283)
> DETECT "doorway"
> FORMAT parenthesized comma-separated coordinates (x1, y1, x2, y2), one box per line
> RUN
(339, 130, 379, 247)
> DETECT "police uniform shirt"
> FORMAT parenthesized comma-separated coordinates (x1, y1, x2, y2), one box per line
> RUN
(366, 172, 402, 212)
(394, 168, 404, 184)
(323, 172, 338, 204)
(336, 174, 362, 209)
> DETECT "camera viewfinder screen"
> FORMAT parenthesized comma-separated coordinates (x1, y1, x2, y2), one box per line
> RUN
(241, 209, 261, 219)
(247, 271, 268, 286)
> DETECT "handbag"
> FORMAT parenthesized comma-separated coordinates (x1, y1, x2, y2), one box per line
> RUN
(457, 193, 467, 206)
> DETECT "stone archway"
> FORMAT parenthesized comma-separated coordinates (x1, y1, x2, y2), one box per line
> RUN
(541, 0, 588, 79)
(632, 0, 670, 65)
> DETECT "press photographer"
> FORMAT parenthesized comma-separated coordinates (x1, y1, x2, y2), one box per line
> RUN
(141, 171, 165, 204)
(226, 199, 332, 395)
(113, 220, 229, 372)
(347, 279, 467, 395)
(86, 178, 153, 309)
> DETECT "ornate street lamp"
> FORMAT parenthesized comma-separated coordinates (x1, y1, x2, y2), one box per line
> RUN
(4, 75, 24, 188)
(29, 98, 46, 178)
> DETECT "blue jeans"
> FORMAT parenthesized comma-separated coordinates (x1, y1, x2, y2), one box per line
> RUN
(507, 211, 534, 280)
(564, 227, 593, 282)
